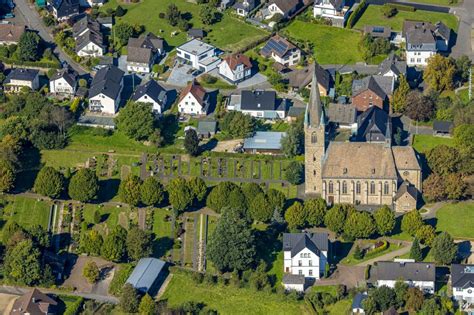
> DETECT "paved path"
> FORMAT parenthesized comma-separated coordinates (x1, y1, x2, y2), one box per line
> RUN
(355, 241, 412, 266)
(15, 0, 88, 75)
(315, 265, 366, 288)
(450, 0, 474, 60)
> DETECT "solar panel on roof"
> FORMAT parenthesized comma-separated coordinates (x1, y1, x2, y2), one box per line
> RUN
(465, 266, 474, 274)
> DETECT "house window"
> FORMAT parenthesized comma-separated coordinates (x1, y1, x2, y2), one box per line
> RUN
(328, 181, 333, 194)
(300, 253, 303, 258)
(342, 181, 347, 194)
(356, 182, 361, 194)
(384, 182, 389, 195)
(299, 270, 303, 275)
(298, 260, 302, 266)
(370, 182, 375, 194)
(309, 269, 313, 276)
(309, 260, 312, 266)
(285, 267, 289, 273)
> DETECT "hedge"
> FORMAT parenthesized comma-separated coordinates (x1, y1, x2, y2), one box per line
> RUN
(387, 3, 416, 12)
(365, 240, 389, 257)
(108, 264, 134, 296)
(63, 297, 84, 315)
(2, 57, 61, 69)
(346, 0, 367, 29)
(364, 265, 371, 280)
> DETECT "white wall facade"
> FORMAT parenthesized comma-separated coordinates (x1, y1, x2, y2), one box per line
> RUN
(284, 283, 305, 292)
(135, 94, 162, 114)
(77, 42, 104, 57)
(376, 280, 435, 294)
(241, 109, 286, 119)
(406, 50, 435, 67)
(283, 248, 327, 279)
(178, 93, 205, 115)
(176, 47, 218, 72)
(267, 4, 285, 18)
(218, 61, 251, 83)
(89, 93, 119, 115)
(50, 77, 76, 95)
(453, 286, 474, 303)
(6, 76, 39, 92)
(271, 49, 301, 67)
(127, 62, 151, 74)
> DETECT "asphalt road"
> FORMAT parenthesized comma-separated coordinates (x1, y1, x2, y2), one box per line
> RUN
(14, 0, 88, 75)
(450, 0, 474, 60)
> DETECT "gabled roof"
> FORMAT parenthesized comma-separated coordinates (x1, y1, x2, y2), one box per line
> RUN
(222, 53, 252, 71)
(269, 0, 300, 14)
(286, 63, 331, 91)
(394, 181, 417, 200)
(50, 67, 78, 87)
(52, 0, 79, 17)
(355, 106, 390, 142)
(127, 46, 153, 64)
(451, 264, 474, 289)
(11, 289, 57, 315)
(352, 75, 394, 99)
(240, 90, 277, 111)
(261, 35, 298, 59)
(131, 80, 168, 105)
(179, 80, 207, 105)
(374, 261, 435, 282)
(392, 146, 421, 171)
(283, 233, 329, 257)
(126, 258, 166, 293)
(403, 21, 437, 46)
(0, 24, 25, 43)
(433, 120, 453, 133)
(378, 53, 407, 77)
(89, 65, 124, 99)
(328, 102, 356, 125)
(75, 29, 104, 52)
(434, 21, 451, 41)
(5, 68, 39, 83)
(128, 32, 164, 52)
(73, 15, 101, 38)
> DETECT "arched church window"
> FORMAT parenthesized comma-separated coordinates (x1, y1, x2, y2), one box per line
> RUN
(342, 181, 347, 194)
(370, 181, 375, 194)
(328, 181, 334, 194)
(356, 181, 361, 194)
(311, 132, 317, 144)
(384, 182, 389, 195)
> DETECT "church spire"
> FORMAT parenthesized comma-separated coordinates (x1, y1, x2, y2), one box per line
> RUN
(305, 63, 325, 128)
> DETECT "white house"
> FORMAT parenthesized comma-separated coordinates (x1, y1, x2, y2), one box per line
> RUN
(266, 0, 301, 19)
(176, 39, 220, 73)
(282, 233, 329, 291)
(231, 90, 288, 119)
(127, 33, 165, 73)
(373, 261, 436, 294)
(49, 68, 77, 96)
(451, 264, 474, 306)
(377, 53, 407, 81)
(178, 80, 210, 116)
(260, 35, 301, 67)
(73, 16, 105, 58)
(218, 53, 253, 83)
(131, 80, 174, 114)
(313, 0, 349, 27)
(233, 0, 257, 17)
(4, 68, 40, 93)
(88, 65, 124, 115)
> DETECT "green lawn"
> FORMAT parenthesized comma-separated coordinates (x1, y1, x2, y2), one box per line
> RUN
(283, 21, 364, 64)
(340, 241, 403, 265)
(412, 134, 454, 153)
(102, 0, 268, 51)
(83, 204, 131, 231)
(354, 5, 458, 32)
(404, 0, 458, 6)
(327, 299, 352, 315)
(311, 285, 338, 296)
(436, 202, 474, 239)
(4, 196, 51, 229)
(161, 273, 310, 314)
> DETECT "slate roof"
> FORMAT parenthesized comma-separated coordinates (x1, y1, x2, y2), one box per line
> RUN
(73, 15, 101, 38)
(89, 65, 124, 99)
(392, 146, 421, 171)
(394, 181, 418, 200)
(243, 131, 286, 150)
(434, 21, 451, 41)
(433, 120, 453, 133)
(5, 68, 39, 83)
(282, 233, 329, 257)
(241, 90, 277, 111)
(269, 0, 300, 14)
(197, 120, 217, 134)
(75, 29, 104, 52)
(126, 258, 166, 293)
(261, 35, 298, 59)
(128, 33, 164, 52)
(222, 53, 252, 71)
(364, 25, 391, 39)
(378, 53, 407, 77)
(179, 80, 208, 105)
(355, 106, 391, 142)
(127, 46, 153, 64)
(286, 63, 331, 91)
(327, 102, 356, 125)
(451, 264, 474, 289)
(352, 293, 368, 310)
(11, 289, 57, 315)
(50, 67, 78, 87)
(132, 80, 168, 105)
(282, 274, 305, 285)
(322, 142, 397, 179)
(287, 106, 305, 118)
(52, 0, 79, 18)
(374, 261, 435, 282)
(0, 24, 25, 43)
(403, 21, 438, 46)
(352, 75, 394, 99)
(188, 28, 205, 39)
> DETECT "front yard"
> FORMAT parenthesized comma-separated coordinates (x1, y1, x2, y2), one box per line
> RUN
(436, 202, 474, 239)
(412, 134, 454, 153)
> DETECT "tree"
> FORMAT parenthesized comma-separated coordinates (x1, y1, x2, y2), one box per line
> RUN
(406, 287, 424, 312)
(18, 31, 41, 61)
(119, 175, 142, 206)
(140, 176, 164, 206)
(139, 294, 157, 315)
(304, 198, 326, 227)
(409, 238, 423, 261)
(93, 210, 101, 224)
(206, 181, 238, 213)
(281, 119, 304, 157)
(373, 205, 395, 236)
(2, 221, 22, 245)
(362, 297, 377, 315)
(284, 201, 305, 229)
(404, 91, 435, 122)
(83, 261, 100, 284)
(284, 161, 303, 185)
(445, 173, 467, 200)
(120, 283, 140, 313)
(4, 239, 42, 285)
(381, 4, 397, 17)
(28, 225, 51, 248)
(249, 193, 273, 222)
(68, 169, 99, 202)
(184, 129, 200, 156)
(427, 145, 460, 176)
(423, 55, 455, 92)
(372, 285, 396, 311)
(200, 4, 219, 25)
(34, 166, 64, 198)
(241, 182, 263, 204)
(80, 230, 103, 256)
(219, 111, 255, 138)
(344, 211, 376, 239)
(115, 5, 126, 17)
(0, 159, 15, 193)
(391, 74, 410, 113)
(324, 204, 353, 234)
(454, 55, 472, 83)
(453, 124, 474, 156)
(126, 227, 152, 261)
(166, 4, 181, 26)
(115, 22, 136, 46)
(101, 226, 127, 262)
(167, 177, 194, 212)
(228, 188, 248, 215)
(415, 224, 436, 246)
(432, 232, 457, 265)
(394, 280, 409, 308)
(267, 189, 286, 214)
(353, 245, 364, 259)
(423, 173, 446, 202)
(115, 102, 154, 141)
(401, 210, 423, 236)
(207, 208, 256, 271)
(420, 299, 440, 315)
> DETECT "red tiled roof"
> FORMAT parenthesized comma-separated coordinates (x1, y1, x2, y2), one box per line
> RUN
(179, 80, 207, 104)
(222, 53, 252, 71)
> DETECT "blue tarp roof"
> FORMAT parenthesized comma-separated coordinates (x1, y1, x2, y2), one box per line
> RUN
(126, 258, 166, 293)
(243, 131, 286, 150)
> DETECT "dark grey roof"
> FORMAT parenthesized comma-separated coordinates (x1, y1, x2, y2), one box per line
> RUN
(451, 264, 474, 289)
(374, 261, 435, 282)
(127, 46, 153, 64)
(352, 75, 394, 99)
(73, 15, 101, 38)
(5, 68, 39, 83)
(131, 80, 168, 105)
(197, 120, 217, 134)
(89, 65, 124, 99)
(395, 181, 418, 200)
(287, 106, 305, 118)
(75, 29, 104, 52)
(240, 90, 277, 111)
(435, 21, 451, 42)
(97, 16, 113, 26)
(126, 258, 166, 293)
(261, 35, 297, 59)
(378, 53, 407, 77)
(282, 274, 305, 285)
(352, 293, 368, 310)
(328, 102, 356, 125)
(364, 25, 391, 39)
(403, 21, 437, 46)
(356, 106, 390, 142)
(283, 233, 329, 257)
(50, 68, 77, 87)
(52, 0, 79, 18)
(286, 63, 331, 91)
(128, 33, 164, 52)
(433, 120, 453, 133)
(269, 0, 300, 14)
(188, 28, 205, 38)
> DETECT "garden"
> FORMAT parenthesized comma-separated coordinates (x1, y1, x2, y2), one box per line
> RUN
(341, 239, 405, 265)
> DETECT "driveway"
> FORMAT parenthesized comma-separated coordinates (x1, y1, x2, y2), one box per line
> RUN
(450, 0, 474, 59)
(167, 64, 195, 87)
(236, 73, 269, 89)
(314, 265, 366, 288)
(63, 256, 116, 295)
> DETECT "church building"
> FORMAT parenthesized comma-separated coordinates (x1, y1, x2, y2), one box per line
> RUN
(304, 66, 422, 212)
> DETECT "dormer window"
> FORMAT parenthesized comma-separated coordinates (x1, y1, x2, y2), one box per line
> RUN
(343, 168, 347, 174)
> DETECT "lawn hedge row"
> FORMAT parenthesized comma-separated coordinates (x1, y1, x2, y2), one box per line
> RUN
(346, 0, 367, 29)
(387, 3, 416, 12)
(63, 297, 84, 315)
(2, 58, 61, 69)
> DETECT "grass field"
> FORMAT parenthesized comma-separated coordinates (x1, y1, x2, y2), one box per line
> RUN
(83, 204, 131, 231)
(412, 134, 454, 153)
(405, 0, 458, 6)
(326, 299, 352, 314)
(354, 5, 458, 32)
(161, 272, 310, 314)
(436, 202, 474, 239)
(284, 21, 364, 64)
(102, 0, 268, 51)
(340, 241, 403, 265)
(4, 196, 51, 229)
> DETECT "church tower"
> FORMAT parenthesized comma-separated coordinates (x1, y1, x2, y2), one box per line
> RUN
(304, 64, 326, 195)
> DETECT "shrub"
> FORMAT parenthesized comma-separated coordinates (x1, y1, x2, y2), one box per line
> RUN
(63, 297, 84, 315)
(382, 4, 398, 18)
(387, 3, 416, 12)
(109, 264, 134, 296)
(346, 0, 367, 28)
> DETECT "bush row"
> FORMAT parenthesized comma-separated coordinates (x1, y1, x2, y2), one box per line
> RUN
(2, 58, 61, 69)
(387, 3, 416, 12)
(346, 0, 367, 29)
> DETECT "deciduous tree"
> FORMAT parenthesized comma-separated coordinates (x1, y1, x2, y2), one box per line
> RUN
(404, 92, 435, 122)
(423, 55, 455, 92)
(432, 232, 457, 265)
(427, 145, 460, 176)
(115, 102, 155, 141)
(120, 283, 140, 313)
(126, 227, 152, 261)
(101, 226, 127, 262)
(206, 181, 238, 213)
(406, 287, 424, 311)
(284, 161, 303, 185)
(401, 209, 423, 236)
(18, 31, 41, 61)
(281, 118, 304, 157)
(167, 177, 194, 212)
(4, 239, 42, 285)
(119, 175, 142, 206)
(415, 224, 436, 246)
(267, 189, 286, 214)
(304, 198, 326, 227)
(324, 204, 354, 234)
(344, 211, 376, 239)
(249, 193, 273, 222)
(391, 74, 410, 113)
(83, 261, 100, 284)
(284, 201, 305, 229)
(0, 159, 15, 193)
(139, 294, 157, 315)
(140, 176, 164, 206)
(373, 205, 395, 236)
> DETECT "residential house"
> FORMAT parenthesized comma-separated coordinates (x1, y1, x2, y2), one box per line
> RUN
(313, 0, 349, 27)
(126, 258, 167, 296)
(327, 101, 356, 129)
(49, 67, 78, 96)
(126, 33, 165, 74)
(73, 15, 105, 57)
(97, 16, 113, 29)
(4, 68, 40, 92)
(451, 264, 474, 307)
(197, 120, 217, 139)
(10, 289, 58, 315)
(50, 0, 80, 21)
(354, 106, 391, 144)
(131, 80, 172, 114)
(351, 75, 394, 112)
(286, 63, 332, 96)
(260, 35, 301, 67)
(282, 232, 329, 290)
(176, 39, 220, 73)
(88, 65, 124, 114)
(286, 106, 305, 122)
(373, 261, 436, 294)
(403, 21, 451, 67)
(282, 274, 306, 292)
(378, 53, 407, 81)
(266, 0, 301, 20)
(233, 0, 257, 16)
(433, 120, 453, 136)
(0, 24, 25, 45)
(218, 53, 253, 83)
(363, 25, 392, 40)
(352, 292, 368, 315)
(243, 131, 286, 154)
(178, 80, 211, 116)
(232, 90, 288, 119)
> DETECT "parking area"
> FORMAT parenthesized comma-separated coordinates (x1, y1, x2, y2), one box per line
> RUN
(167, 64, 196, 87)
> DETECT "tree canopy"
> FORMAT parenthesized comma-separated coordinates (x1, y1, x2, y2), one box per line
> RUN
(184, 129, 200, 156)
(34, 166, 64, 198)
(115, 101, 155, 141)
(119, 175, 142, 206)
(373, 205, 395, 236)
(401, 210, 423, 236)
(285, 201, 305, 229)
(304, 198, 326, 227)
(431, 232, 457, 265)
(167, 177, 194, 212)
(423, 55, 455, 92)
(140, 176, 164, 207)
(68, 168, 99, 202)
